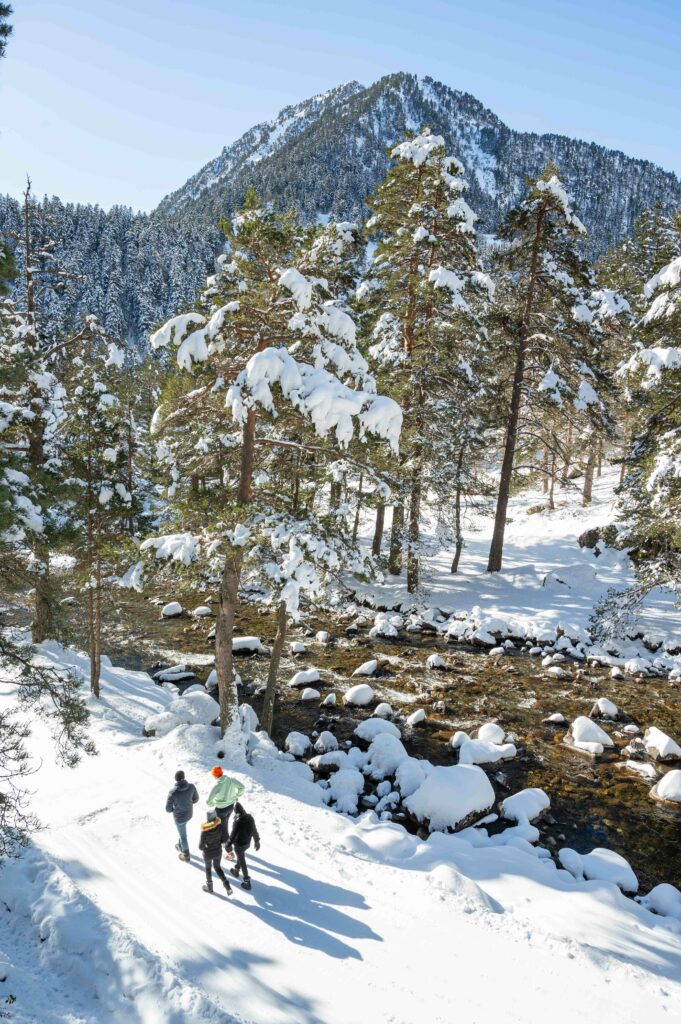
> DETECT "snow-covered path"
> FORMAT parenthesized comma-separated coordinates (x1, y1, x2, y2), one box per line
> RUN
(2, 644, 680, 1024)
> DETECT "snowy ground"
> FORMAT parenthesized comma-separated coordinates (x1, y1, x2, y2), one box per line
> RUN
(1, 639, 680, 1024)
(353, 469, 681, 660)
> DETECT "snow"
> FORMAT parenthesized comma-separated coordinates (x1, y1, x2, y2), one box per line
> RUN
(140, 533, 201, 567)
(644, 727, 681, 761)
(300, 687, 320, 701)
(404, 764, 495, 831)
(193, 605, 212, 617)
(352, 658, 377, 677)
(581, 849, 639, 893)
(426, 654, 445, 669)
(289, 668, 321, 689)
(290, 641, 306, 654)
(354, 718, 401, 742)
(326, 768, 365, 814)
(314, 730, 339, 753)
(593, 697, 618, 718)
(343, 683, 375, 706)
(278, 267, 313, 310)
(652, 770, 681, 803)
(637, 883, 681, 923)
(391, 130, 446, 166)
(535, 175, 586, 232)
(501, 788, 551, 825)
(458, 737, 517, 765)
(161, 601, 183, 618)
(567, 716, 614, 755)
(364, 733, 409, 780)
(232, 636, 264, 653)
(285, 731, 311, 756)
(3, 638, 681, 1023)
(477, 722, 505, 744)
(373, 702, 393, 718)
(406, 708, 426, 727)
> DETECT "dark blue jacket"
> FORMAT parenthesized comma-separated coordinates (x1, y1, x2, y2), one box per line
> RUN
(165, 779, 199, 823)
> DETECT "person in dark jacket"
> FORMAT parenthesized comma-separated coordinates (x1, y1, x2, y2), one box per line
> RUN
(227, 802, 260, 891)
(165, 769, 199, 861)
(199, 811, 232, 895)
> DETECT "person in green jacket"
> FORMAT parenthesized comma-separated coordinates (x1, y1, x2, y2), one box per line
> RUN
(207, 766, 245, 856)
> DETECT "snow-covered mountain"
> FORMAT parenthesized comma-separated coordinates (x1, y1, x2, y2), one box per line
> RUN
(2, 72, 680, 345)
(156, 72, 681, 256)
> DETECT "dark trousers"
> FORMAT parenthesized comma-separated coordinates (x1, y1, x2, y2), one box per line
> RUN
(204, 852, 228, 887)
(216, 804, 234, 843)
(232, 844, 250, 879)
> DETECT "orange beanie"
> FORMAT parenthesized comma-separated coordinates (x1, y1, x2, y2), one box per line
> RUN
(211, 765, 223, 779)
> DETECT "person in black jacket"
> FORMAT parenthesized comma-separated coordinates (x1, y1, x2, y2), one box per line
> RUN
(226, 802, 260, 891)
(198, 811, 232, 895)
(165, 769, 199, 861)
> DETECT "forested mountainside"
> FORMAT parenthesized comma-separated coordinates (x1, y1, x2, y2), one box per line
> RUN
(2, 71, 680, 344)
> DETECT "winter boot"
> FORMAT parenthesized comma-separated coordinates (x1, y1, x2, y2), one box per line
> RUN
(240, 878, 252, 891)
(202, 883, 213, 894)
(229, 867, 240, 878)
(223, 881, 233, 895)
(178, 851, 190, 862)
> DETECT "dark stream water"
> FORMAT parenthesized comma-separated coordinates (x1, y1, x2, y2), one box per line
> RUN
(62, 585, 681, 893)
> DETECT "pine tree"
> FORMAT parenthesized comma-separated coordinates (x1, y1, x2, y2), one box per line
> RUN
(361, 129, 493, 591)
(0, 3, 11, 59)
(486, 166, 612, 571)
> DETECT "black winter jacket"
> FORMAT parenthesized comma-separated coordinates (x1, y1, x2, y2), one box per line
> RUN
(228, 811, 260, 850)
(165, 779, 199, 823)
(199, 817, 223, 857)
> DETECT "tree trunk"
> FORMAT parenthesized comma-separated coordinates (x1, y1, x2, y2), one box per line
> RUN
(371, 502, 385, 557)
(351, 474, 364, 545)
(487, 207, 546, 572)
(261, 599, 287, 736)
(542, 448, 549, 493)
(329, 480, 342, 510)
(582, 448, 595, 506)
(91, 556, 102, 698)
(406, 474, 421, 593)
(596, 438, 603, 478)
(388, 504, 404, 575)
(561, 421, 573, 485)
(450, 446, 465, 573)
(548, 450, 557, 510)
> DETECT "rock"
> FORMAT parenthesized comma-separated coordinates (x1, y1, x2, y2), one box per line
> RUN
(289, 668, 321, 689)
(406, 708, 426, 727)
(426, 654, 445, 670)
(578, 527, 600, 549)
(315, 630, 332, 644)
(610, 666, 625, 680)
(501, 788, 550, 824)
(290, 641, 306, 654)
(285, 731, 311, 757)
(644, 727, 681, 762)
(527, 503, 547, 516)
(489, 646, 505, 657)
(622, 723, 639, 735)
(354, 718, 401, 742)
(300, 688, 320, 701)
(590, 697, 618, 719)
(546, 665, 569, 679)
(161, 601, 183, 618)
(352, 659, 378, 677)
(314, 730, 339, 753)
(322, 693, 337, 707)
(618, 760, 657, 780)
(343, 683, 375, 707)
(581, 848, 639, 892)
(404, 764, 495, 832)
(232, 636, 265, 654)
(543, 713, 566, 725)
(458, 738, 516, 765)
(373, 702, 393, 718)
(449, 730, 469, 750)
(477, 722, 505, 744)
(564, 716, 614, 757)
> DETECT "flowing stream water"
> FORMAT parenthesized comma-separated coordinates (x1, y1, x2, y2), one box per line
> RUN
(63, 585, 681, 893)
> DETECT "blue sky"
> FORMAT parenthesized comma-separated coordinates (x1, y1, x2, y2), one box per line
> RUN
(0, 0, 679, 211)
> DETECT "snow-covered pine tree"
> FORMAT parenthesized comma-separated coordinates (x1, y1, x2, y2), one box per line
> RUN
(616, 250, 681, 595)
(0, 3, 11, 59)
(361, 129, 493, 591)
(62, 320, 133, 696)
(485, 166, 613, 571)
(598, 204, 679, 320)
(145, 195, 401, 734)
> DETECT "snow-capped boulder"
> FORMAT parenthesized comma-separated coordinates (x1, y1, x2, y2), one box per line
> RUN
(354, 718, 401, 743)
(581, 848, 639, 892)
(289, 668, 321, 689)
(610, 666, 625, 680)
(625, 656, 650, 675)
(426, 654, 445, 670)
(622, 723, 639, 735)
(315, 630, 332, 644)
(557, 848, 584, 880)
(308, 750, 347, 773)
(344, 683, 375, 707)
(290, 641, 306, 655)
(458, 738, 516, 766)
(239, 704, 259, 734)
(233, 636, 264, 654)
(193, 605, 212, 617)
(404, 764, 495, 832)
(161, 601, 183, 618)
(636, 883, 681, 922)
(406, 708, 426, 727)
(373, 702, 393, 718)
(449, 730, 469, 750)
(300, 687, 320, 701)
(477, 722, 505, 744)
(285, 731, 311, 757)
(314, 730, 339, 754)
(322, 692, 337, 707)
(501, 788, 550, 825)
(564, 716, 614, 756)
(543, 713, 566, 724)
(352, 659, 378, 677)
(590, 697, 619, 719)
(395, 756, 429, 798)
(327, 768, 365, 814)
(650, 769, 681, 805)
(620, 760, 657, 780)
(644, 727, 681, 762)
(144, 691, 217, 735)
(153, 663, 195, 683)
(364, 733, 409, 780)
(488, 646, 505, 657)
(546, 665, 568, 679)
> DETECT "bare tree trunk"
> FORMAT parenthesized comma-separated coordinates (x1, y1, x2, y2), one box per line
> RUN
(388, 504, 404, 575)
(487, 208, 546, 572)
(371, 501, 385, 557)
(548, 450, 557, 510)
(329, 480, 342, 510)
(351, 474, 364, 545)
(406, 474, 421, 593)
(561, 421, 573, 484)
(542, 448, 549, 493)
(126, 401, 135, 534)
(582, 448, 595, 506)
(450, 446, 465, 573)
(92, 555, 102, 698)
(596, 438, 603, 478)
(261, 599, 287, 735)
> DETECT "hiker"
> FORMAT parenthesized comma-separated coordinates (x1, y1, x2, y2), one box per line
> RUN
(165, 769, 199, 861)
(199, 811, 232, 895)
(226, 802, 260, 891)
(207, 766, 245, 858)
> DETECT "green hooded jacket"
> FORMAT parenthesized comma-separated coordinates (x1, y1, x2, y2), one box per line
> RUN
(206, 775, 245, 808)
